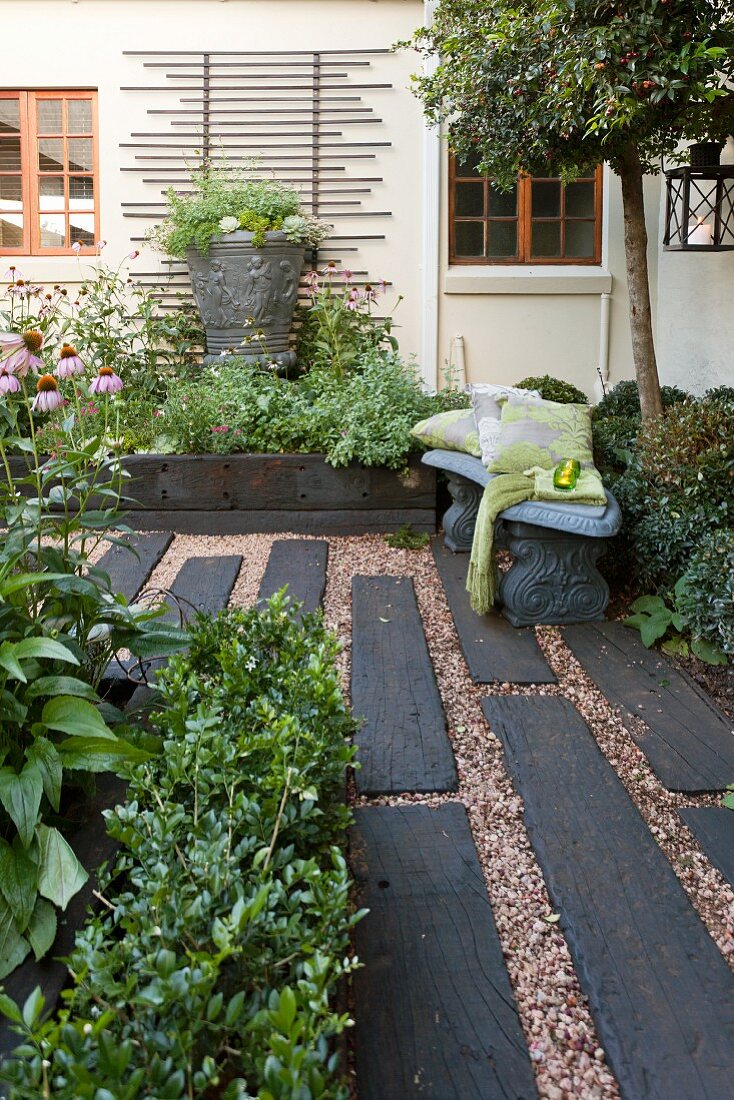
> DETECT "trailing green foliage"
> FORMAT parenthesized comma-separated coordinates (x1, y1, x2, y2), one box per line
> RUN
(624, 588, 727, 665)
(0, 596, 362, 1099)
(514, 375, 588, 405)
(156, 351, 465, 470)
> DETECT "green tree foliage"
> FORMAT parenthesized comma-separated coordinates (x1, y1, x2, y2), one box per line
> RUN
(406, 0, 734, 419)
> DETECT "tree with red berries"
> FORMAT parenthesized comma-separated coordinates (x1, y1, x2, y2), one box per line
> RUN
(407, 0, 734, 419)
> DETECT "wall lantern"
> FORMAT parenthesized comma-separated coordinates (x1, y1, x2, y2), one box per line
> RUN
(664, 141, 734, 251)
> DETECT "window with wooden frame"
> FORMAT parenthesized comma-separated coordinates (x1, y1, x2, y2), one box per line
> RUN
(450, 154, 603, 265)
(0, 90, 99, 255)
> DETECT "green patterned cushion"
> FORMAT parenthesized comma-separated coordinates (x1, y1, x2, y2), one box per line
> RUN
(410, 408, 481, 458)
(470, 383, 541, 467)
(487, 394, 595, 473)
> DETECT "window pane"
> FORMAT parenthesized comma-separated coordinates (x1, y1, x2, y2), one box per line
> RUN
(487, 221, 518, 258)
(455, 182, 484, 217)
(531, 221, 562, 257)
(67, 99, 93, 133)
(67, 137, 93, 172)
(0, 100, 20, 135)
(0, 214, 23, 247)
(39, 176, 65, 211)
(566, 220, 595, 258)
(39, 212, 66, 248)
(455, 149, 483, 176)
(454, 221, 484, 257)
(487, 183, 517, 217)
(69, 212, 94, 245)
(0, 176, 22, 209)
(69, 175, 94, 208)
(38, 138, 63, 173)
(532, 180, 561, 218)
(565, 181, 595, 218)
(37, 100, 63, 134)
(0, 138, 21, 172)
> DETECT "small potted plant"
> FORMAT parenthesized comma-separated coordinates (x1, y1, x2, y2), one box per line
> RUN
(148, 165, 331, 366)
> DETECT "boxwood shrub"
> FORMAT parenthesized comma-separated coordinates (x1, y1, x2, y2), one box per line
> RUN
(677, 529, 734, 656)
(0, 595, 362, 1099)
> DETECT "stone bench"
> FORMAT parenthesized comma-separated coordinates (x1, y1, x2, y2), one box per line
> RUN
(422, 449, 622, 627)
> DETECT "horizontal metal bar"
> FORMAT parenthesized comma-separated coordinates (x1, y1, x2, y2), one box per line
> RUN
(123, 144, 390, 152)
(124, 49, 389, 56)
(129, 131, 342, 138)
(141, 61, 372, 69)
(121, 83, 392, 92)
(169, 118, 382, 127)
(178, 96, 361, 103)
(122, 190, 371, 203)
(148, 107, 374, 115)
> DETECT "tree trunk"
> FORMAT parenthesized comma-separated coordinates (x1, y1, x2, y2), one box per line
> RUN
(617, 143, 663, 421)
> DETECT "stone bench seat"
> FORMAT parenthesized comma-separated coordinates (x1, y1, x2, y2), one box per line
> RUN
(422, 449, 622, 626)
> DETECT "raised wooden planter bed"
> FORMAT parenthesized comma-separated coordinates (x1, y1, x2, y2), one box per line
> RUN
(121, 453, 436, 535)
(10, 453, 436, 535)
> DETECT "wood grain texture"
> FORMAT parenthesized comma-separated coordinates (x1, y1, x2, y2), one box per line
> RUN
(121, 454, 435, 511)
(483, 694, 734, 1100)
(680, 808, 734, 889)
(126, 508, 436, 536)
(352, 576, 456, 794)
(165, 554, 242, 623)
(351, 803, 537, 1100)
(432, 538, 555, 685)
(563, 621, 734, 791)
(94, 532, 173, 602)
(257, 539, 328, 617)
(0, 775, 127, 1059)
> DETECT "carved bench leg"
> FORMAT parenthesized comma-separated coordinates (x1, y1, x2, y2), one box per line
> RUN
(442, 473, 484, 552)
(498, 520, 609, 626)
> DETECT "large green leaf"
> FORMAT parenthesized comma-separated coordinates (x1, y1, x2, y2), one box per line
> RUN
(26, 897, 57, 961)
(41, 697, 116, 740)
(0, 643, 27, 683)
(0, 689, 27, 725)
(691, 637, 728, 666)
(26, 675, 98, 703)
(0, 572, 69, 596)
(0, 765, 43, 848)
(26, 739, 62, 812)
(0, 839, 38, 933)
(37, 825, 88, 911)
(0, 896, 30, 979)
(13, 637, 80, 666)
(630, 594, 669, 615)
(640, 612, 673, 649)
(57, 736, 151, 773)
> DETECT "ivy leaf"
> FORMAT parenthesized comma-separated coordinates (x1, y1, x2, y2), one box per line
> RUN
(41, 697, 116, 740)
(26, 898, 57, 961)
(37, 825, 88, 911)
(0, 765, 43, 848)
(0, 838, 38, 934)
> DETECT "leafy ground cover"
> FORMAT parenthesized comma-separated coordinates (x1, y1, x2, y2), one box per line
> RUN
(0, 595, 361, 1099)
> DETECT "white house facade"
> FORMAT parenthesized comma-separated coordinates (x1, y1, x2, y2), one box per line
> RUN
(0, 0, 731, 398)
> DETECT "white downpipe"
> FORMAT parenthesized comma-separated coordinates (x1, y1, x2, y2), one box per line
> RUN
(594, 292, 611, 403)
(449, 333, 467, 389)
(421, 0, 441, 390)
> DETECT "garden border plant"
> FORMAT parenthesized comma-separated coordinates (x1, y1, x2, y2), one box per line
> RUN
(0, 595, 363, 1100)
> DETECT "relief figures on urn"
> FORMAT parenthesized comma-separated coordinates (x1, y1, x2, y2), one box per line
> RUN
(192, 254, 300, 330)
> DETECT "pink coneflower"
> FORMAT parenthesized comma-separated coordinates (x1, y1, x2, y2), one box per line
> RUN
(362, 283, 377, 303)
(89, 366, 123, 395)
(128, 250, 140, 260)
(322, 261, 338, 280)
(32, 374, 63, 414)
(345, 287, 361, 311)
(0, 371, 21, 395)
(0, 330, 45, 376)
(342, 268, 354, 283)
(55, 343, 85, 378)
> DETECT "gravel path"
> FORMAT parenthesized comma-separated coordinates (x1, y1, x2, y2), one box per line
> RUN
(131, 532, 734, 1100)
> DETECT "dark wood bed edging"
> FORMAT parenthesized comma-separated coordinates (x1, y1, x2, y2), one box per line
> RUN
(9, 453, 437, 535)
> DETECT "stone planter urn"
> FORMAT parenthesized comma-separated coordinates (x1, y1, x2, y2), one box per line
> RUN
(187, 230, 305, 367)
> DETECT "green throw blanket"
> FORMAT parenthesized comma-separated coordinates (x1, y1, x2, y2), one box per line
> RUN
(466, 467, 608, 614)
